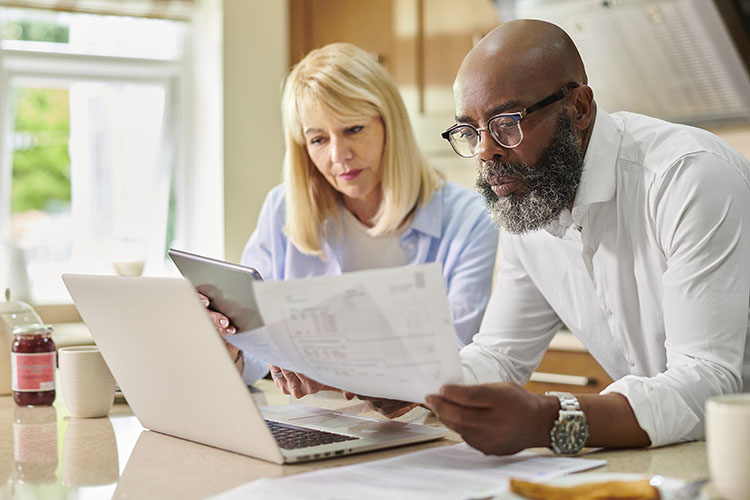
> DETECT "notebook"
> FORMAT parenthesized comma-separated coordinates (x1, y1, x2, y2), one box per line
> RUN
(62, 273, 448, 464)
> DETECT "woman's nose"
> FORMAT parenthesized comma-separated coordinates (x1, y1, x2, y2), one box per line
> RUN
(330, 136, 353, 164)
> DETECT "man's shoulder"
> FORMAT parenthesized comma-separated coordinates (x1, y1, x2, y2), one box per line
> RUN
(611, 111, 748, 176)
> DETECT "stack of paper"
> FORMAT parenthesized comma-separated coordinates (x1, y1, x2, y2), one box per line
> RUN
(225, 263, 464, 402)
(210, 443, 607, 500)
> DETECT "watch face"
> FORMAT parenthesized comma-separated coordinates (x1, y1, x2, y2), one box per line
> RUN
(551, 412, 589, 454)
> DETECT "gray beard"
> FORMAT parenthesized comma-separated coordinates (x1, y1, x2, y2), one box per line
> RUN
(475, 113, 584, 234)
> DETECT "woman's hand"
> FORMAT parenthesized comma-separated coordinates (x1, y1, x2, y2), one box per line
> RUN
(268, 364, 340, 398)
(354, 395, 419, 419)
(198, 293, 236, 335)
(198, 292, 242, 373)
(267, 367, 418, 418)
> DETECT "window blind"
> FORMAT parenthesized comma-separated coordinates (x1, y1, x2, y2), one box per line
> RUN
(0, 0, 194, 21)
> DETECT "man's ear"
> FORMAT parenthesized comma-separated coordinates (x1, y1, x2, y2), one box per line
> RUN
(572, 85, 595, 131)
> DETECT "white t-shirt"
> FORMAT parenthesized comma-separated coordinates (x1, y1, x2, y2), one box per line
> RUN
(339, 208, 409, 272)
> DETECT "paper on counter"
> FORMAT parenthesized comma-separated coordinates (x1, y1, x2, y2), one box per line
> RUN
(223, 263, 463, 402)
(209, 442, 607, 500)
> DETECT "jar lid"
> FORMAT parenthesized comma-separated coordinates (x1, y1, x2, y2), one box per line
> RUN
(11, 323, 53, 335)
(1, 288, 45, 333)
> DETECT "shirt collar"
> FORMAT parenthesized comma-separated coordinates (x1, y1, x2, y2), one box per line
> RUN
(570, 108, 621, 224)
(327, 185, 444, 242)
(542, 108, 621, 236)
(407, 184, 443, 239)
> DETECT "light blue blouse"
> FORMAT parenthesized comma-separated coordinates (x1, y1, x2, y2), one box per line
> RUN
(239, 181, 499, 384)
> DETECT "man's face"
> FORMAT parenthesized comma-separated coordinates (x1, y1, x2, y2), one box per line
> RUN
(453, 69, 584, 233)
(475, 112, 584, 233)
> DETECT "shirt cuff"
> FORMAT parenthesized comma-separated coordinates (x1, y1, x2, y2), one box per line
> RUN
(601, 375, 700, 447)
(241, 353, 269, 385)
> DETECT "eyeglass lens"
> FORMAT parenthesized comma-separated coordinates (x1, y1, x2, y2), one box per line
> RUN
(447, 115, 522, 157)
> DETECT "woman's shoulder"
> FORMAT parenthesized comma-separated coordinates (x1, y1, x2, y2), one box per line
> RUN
(433, 181, 486, 213)
(258, 184, 287, 214)
(264, 183, 286, 204)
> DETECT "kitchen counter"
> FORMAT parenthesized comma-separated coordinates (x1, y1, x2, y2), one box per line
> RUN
(0, 378, 714, 499)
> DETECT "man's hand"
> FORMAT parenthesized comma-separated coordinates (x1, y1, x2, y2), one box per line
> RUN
(425, 382, 558, 455)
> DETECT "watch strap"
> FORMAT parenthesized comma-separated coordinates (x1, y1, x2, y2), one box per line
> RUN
(547, 391, 581, 411)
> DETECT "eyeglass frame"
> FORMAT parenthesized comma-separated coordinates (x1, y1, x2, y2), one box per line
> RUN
(441, 82, 581, 158)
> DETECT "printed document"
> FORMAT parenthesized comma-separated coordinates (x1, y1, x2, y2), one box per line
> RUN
(224, 263, 463, 402)
(210, 442, 607, 500)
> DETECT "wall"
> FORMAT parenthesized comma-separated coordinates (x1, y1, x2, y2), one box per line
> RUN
(222, 0, 288, 263)
(220, 1, 750, 265)
(712, 125, 750, 159)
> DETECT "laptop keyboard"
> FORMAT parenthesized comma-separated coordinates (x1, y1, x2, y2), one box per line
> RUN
(265, 419, 360, 450)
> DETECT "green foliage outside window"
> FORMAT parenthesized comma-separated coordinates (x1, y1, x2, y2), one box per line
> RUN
(2, 18, 69, 43)
(12, 88, 71, 214)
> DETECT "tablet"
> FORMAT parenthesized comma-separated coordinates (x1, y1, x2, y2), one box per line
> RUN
(168, 248, 264, 332)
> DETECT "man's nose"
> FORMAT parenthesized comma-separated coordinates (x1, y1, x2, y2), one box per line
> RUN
(476, 129, 508, 164)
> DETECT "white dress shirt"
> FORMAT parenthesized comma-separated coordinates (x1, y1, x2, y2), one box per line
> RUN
(460, 108, 750, 447)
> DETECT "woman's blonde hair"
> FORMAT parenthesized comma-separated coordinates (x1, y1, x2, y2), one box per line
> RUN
(281, 42, 442, 257)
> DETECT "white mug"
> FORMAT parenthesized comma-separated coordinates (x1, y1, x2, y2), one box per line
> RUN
(58, 346, 116, 418)
(706, 394, 750, 500)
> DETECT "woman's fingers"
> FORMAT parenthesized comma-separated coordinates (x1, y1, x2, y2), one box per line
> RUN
(207, 310, 237, 335)
(197, 293, 237, 334)
(267, 365, 338, 399)
(268, 364, 288, 392)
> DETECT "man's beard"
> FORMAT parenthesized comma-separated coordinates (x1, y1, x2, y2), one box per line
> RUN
(475, 113, 584, 234)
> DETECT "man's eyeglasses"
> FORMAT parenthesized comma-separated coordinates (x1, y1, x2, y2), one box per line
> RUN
(441, 82, 580, 158)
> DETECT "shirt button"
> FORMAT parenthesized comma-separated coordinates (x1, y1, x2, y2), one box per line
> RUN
(584, 247, 594, 257)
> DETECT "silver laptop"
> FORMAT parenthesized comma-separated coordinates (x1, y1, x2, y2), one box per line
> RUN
(62, 273, 447, 464)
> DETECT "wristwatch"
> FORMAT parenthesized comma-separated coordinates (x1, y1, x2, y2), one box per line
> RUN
(546, 391, 589, 455)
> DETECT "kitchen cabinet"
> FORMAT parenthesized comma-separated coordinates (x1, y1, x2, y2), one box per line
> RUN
(288, 0, 500, 187)
(524, 331, 614, 395)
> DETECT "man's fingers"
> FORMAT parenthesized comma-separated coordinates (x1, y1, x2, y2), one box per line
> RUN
(425, 394, 490, 432)
(437, 383, 504, 408)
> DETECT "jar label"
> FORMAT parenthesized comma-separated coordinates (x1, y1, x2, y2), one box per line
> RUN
(11, 352, 56, 392)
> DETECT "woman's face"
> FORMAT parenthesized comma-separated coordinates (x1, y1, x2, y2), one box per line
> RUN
(301, 113, 386, 209)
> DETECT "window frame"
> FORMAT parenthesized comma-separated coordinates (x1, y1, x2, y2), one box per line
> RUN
(0, 29, 187, 302)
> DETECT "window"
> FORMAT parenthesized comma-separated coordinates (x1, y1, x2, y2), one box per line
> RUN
(0, 8, 188, 303)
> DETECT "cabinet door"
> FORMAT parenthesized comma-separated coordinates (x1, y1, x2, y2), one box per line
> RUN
(524, 350, 614, 395)
(289, 0, 394, 68)
(288, 0, 500, 188)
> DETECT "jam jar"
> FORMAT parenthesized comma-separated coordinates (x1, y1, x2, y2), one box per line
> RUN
(11, 324, 56, 406)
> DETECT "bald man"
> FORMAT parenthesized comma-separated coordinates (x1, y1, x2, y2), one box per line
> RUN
(426, 19, 750, 455)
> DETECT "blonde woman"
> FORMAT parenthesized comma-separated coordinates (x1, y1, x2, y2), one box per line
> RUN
(214, 43, 498, 387)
